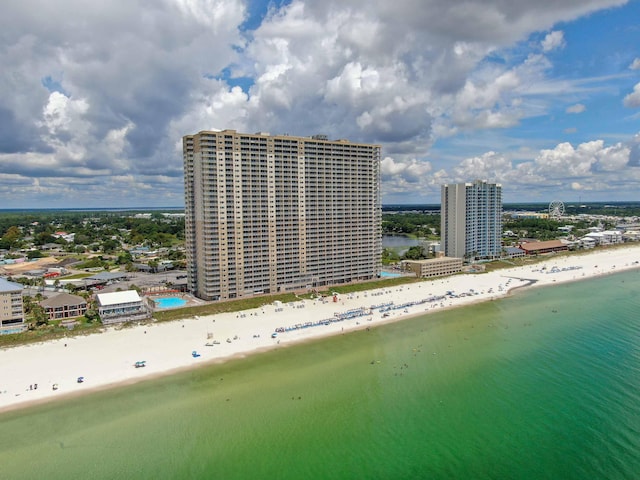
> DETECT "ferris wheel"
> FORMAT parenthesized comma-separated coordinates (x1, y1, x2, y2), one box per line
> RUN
(549, 200, 565, 220)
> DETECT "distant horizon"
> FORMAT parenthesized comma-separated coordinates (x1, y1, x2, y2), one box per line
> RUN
(2, 200, 640, 214)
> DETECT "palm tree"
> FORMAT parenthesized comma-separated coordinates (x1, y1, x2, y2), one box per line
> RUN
(32, 304, 49, 326)
(22, 295, 34, 314)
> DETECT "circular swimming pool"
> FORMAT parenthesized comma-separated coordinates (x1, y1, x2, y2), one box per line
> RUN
(154, 297, 187, 309)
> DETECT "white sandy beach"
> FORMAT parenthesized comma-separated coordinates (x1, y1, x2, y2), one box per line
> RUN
(2, 245, 640, 413)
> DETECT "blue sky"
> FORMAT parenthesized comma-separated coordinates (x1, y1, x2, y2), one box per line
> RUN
(416, 1, 640, 204)
(1, 0, 639, 208)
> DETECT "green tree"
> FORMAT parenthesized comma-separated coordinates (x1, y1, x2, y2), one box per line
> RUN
(31, 304, 49, 326)
(84, 306, 100, 323)
(23, 296, 48, 326)
(403, 245, 427, 260)
(34, 232, 56, 246)
(381, 248, 400, 265)
(101, 239, 121, 254)
(167, 250, 185, 261)
(117, 251, 133, 265)
(74, 233, 92, 245)
(22, 295, 34, 315)
(2, 226, 23, 248)
(382, 212, 441, 236)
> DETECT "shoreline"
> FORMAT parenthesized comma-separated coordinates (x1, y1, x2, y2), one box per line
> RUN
(2, 245, 640, 414)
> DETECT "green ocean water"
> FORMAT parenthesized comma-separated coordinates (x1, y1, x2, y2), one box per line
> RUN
(1, 269, 640, 479)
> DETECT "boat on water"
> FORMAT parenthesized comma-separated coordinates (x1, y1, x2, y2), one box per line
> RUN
(134, 361, 146, 368)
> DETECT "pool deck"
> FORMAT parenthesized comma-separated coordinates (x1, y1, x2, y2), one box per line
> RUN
(379, 270, 410, 278)
(148, 293, 196, 309)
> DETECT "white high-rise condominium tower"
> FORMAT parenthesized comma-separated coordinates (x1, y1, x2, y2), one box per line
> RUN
(183, 130, 382, 301)
(440, 180, 502, 260)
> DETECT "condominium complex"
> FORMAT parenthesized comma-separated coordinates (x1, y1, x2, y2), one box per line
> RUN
(183, 130, 382, 301)
(0, 277, 25, 335)
(441, 180, 502, 260)
(40, 292, 88, 321)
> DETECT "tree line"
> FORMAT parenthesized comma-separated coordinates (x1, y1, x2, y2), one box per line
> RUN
(0, 210, 185, 252)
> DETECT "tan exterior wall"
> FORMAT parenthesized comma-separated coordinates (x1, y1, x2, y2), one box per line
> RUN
(184, 130, 382, 301)
(0, 288, 25, 333)
(404, 257, 463, 278)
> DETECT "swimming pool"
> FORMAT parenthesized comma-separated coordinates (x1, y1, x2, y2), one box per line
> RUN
(379, 271, 402, 278)
(154, 297, 187, 309)
(1, 327, 27, 335)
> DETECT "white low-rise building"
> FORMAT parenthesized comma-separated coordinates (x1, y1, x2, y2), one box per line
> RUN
(584, 230, 623, 246)
(579, 237, 597, 249)
(96, 290, 150, 325)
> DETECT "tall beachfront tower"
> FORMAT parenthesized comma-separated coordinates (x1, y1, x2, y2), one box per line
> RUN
(440, 180, 502, 261)
(183, 130, 382, 301)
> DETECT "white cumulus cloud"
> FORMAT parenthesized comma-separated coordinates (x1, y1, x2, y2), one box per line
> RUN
(0, 0, 634, 206)
(541, 30, 565, 52)
(623, 82, 640, 108)
(566, 103, 586, 114)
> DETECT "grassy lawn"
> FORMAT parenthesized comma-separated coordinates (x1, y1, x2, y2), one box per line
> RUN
(152, 293, 300, 322)
(59, 273, 95, 280)
(0, 321, 105, 348)
(152, 275, 421, 322)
